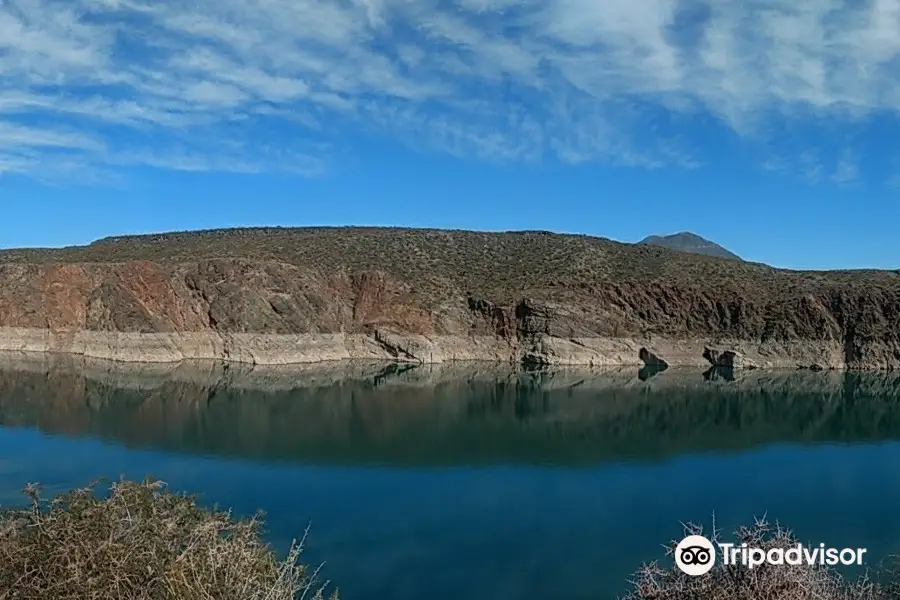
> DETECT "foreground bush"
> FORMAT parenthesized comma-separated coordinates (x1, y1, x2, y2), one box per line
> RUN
(0, 479, 337, 600)
(623, 517, 900, 600)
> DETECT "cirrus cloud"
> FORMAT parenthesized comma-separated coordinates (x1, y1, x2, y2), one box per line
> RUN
(1, 0, 899, 183)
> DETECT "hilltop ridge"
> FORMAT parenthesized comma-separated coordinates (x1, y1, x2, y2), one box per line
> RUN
(0, 227, 898, 369)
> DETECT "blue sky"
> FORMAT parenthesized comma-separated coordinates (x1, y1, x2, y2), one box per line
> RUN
(2, 0, 900, 270)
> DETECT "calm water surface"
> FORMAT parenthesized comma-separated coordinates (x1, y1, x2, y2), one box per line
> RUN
(2, 358, 900, 599)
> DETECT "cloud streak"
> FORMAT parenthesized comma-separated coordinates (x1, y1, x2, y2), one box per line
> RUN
(2, 0, 900, 182)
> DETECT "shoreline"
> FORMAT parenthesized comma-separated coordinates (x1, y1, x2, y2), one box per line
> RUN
(0, 326, 881, 370)
(3, 351, 898, 398)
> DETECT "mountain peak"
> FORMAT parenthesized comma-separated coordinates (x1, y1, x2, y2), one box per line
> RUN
(637, 232, 743, 261)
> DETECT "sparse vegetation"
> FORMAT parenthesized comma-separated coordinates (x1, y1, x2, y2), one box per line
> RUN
(0, 478, 337, 600)
(1, 227, 899, 357)
(624, 518, 900, 600)
(1, 226, 897, 305)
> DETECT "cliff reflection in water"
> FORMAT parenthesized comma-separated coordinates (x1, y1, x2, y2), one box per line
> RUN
(1, 354, 900, 466)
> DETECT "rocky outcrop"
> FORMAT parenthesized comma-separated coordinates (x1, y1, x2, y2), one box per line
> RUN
(0, 228, 899, 369)
(703, 347, 757, 370)
(639, 347, 668, 368)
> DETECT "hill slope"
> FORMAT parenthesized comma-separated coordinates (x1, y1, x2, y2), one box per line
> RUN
(637, 232, 743, 261)
(0, 227, 898, 369)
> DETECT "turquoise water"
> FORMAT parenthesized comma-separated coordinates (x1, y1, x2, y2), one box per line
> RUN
(1, 360, 900, 599)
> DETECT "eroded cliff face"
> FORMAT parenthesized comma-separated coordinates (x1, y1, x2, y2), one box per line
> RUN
(1, 229, 899, 369)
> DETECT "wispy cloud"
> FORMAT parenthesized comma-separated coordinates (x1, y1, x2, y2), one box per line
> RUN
(762, 146, 861, 186)
(3, 0, 900, 182)
(831, 148, 859, 185)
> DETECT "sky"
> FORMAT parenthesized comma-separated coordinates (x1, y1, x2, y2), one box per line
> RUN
(2, 0, 900, 270)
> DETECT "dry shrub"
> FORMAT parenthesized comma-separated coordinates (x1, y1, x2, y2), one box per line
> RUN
(623, 517, 900, 600)
(0, 478, 338, 600)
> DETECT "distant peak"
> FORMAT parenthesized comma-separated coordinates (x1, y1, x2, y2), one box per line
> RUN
(637, 232, 743, 261)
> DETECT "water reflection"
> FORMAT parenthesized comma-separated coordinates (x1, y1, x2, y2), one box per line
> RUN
(1, 354, 899, 466)
(4, 354, 900, 599)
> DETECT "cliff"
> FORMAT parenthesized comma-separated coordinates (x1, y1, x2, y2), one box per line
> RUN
(0, 227, 898, 369)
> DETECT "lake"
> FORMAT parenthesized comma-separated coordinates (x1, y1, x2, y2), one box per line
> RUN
(2, 355, 900, 599)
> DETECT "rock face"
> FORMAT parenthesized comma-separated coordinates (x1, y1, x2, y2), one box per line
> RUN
(0, 227, 899, 369)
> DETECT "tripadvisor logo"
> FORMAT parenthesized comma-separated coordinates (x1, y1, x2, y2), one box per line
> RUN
(675, 535, 717, 576)
(674, 535, 868, 576)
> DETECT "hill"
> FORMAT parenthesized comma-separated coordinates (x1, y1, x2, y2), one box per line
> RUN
(0, 226, 898, 369)
(637, 232, 743, 261)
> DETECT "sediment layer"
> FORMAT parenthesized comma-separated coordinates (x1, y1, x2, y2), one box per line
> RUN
(0, 327, 855, 368)
(1, 228, 899, 369)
